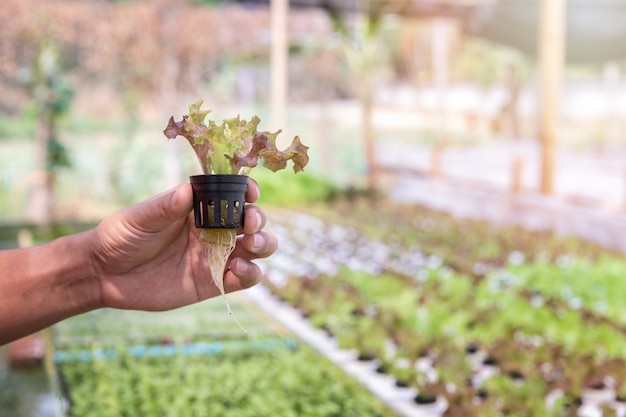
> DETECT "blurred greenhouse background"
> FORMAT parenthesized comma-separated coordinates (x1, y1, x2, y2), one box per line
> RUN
(3, 0, 626, 416)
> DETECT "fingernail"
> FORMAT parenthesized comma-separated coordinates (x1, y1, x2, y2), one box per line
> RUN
(253, 233, 266, 249)
(170, 187, 180, 208)
(237, 259, 249, 274)
(255, 211, 263, 231)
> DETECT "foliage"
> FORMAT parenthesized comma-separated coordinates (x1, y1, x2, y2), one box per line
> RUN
(506, 255, 626, 326)
(164, 100, 309, 175)
(53, 299, 274, 347)
(0, 112, 36, 140)
(0, 0, 342, 114)
(54, 286, 396, 417)
(59, 344, 395, 417)
(310, 195, 614, 275)
(263, 200, 626, 415)
(253, 168, 339, 207)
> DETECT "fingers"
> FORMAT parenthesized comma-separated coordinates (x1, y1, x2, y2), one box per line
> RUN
(210, 230, 277, 296)
(123, 183, 193, 234)
(233, 202, 277, 260)
(220, 199, 276, 294)
(118, 178, 252, 236)
(245, 177, 260, 203)
(222, 258, 263, 293)
(236, 231, 278, 259)
(240, 204, 265, 235)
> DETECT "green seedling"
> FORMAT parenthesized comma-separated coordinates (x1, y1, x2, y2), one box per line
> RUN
(164, 100, 309, 329)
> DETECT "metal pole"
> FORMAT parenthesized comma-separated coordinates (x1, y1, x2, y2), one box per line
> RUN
(538, 0, 566, 194)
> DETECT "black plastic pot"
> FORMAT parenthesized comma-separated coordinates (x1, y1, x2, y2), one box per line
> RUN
(189, 175, 248, 228)
(413, 393, 438, 405)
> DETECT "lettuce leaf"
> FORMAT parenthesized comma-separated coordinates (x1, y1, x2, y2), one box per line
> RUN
(163, 100, 309, 175)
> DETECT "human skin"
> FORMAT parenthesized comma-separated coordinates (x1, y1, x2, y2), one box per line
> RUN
(0, 179, 277, 345)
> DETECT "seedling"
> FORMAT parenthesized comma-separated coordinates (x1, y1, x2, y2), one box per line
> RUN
(164, 100, 309, 330)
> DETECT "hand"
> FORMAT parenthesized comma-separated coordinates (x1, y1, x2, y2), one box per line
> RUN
(90, 179, 277, 311)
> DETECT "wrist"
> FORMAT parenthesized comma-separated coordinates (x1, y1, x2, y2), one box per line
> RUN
(45, 230, 103, 314)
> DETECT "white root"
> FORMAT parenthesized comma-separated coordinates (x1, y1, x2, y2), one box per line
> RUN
(200, 228, 247, 333)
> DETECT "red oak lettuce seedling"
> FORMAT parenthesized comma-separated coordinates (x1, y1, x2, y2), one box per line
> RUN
(164, 100, 309, 329)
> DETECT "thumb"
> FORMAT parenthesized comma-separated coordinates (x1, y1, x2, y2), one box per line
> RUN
(124, 183, 193, 233)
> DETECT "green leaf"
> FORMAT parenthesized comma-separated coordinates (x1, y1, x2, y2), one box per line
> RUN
(163, 101, 309, 175)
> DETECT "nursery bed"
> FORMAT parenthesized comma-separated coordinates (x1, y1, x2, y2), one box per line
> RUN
(257, 204, 626, 417)
(245, 285, 447, 417)
(53, 293, 399, 417)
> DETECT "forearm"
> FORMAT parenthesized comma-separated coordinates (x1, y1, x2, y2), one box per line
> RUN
(0, 231, 102, 345)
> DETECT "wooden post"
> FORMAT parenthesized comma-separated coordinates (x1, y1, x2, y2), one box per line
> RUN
(28, 119, 54, 227)
(431, 18, 450, 178)
(271, 0, 288, 144)
(511, 155, 523, 194)
(538, 0, 566, 194)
